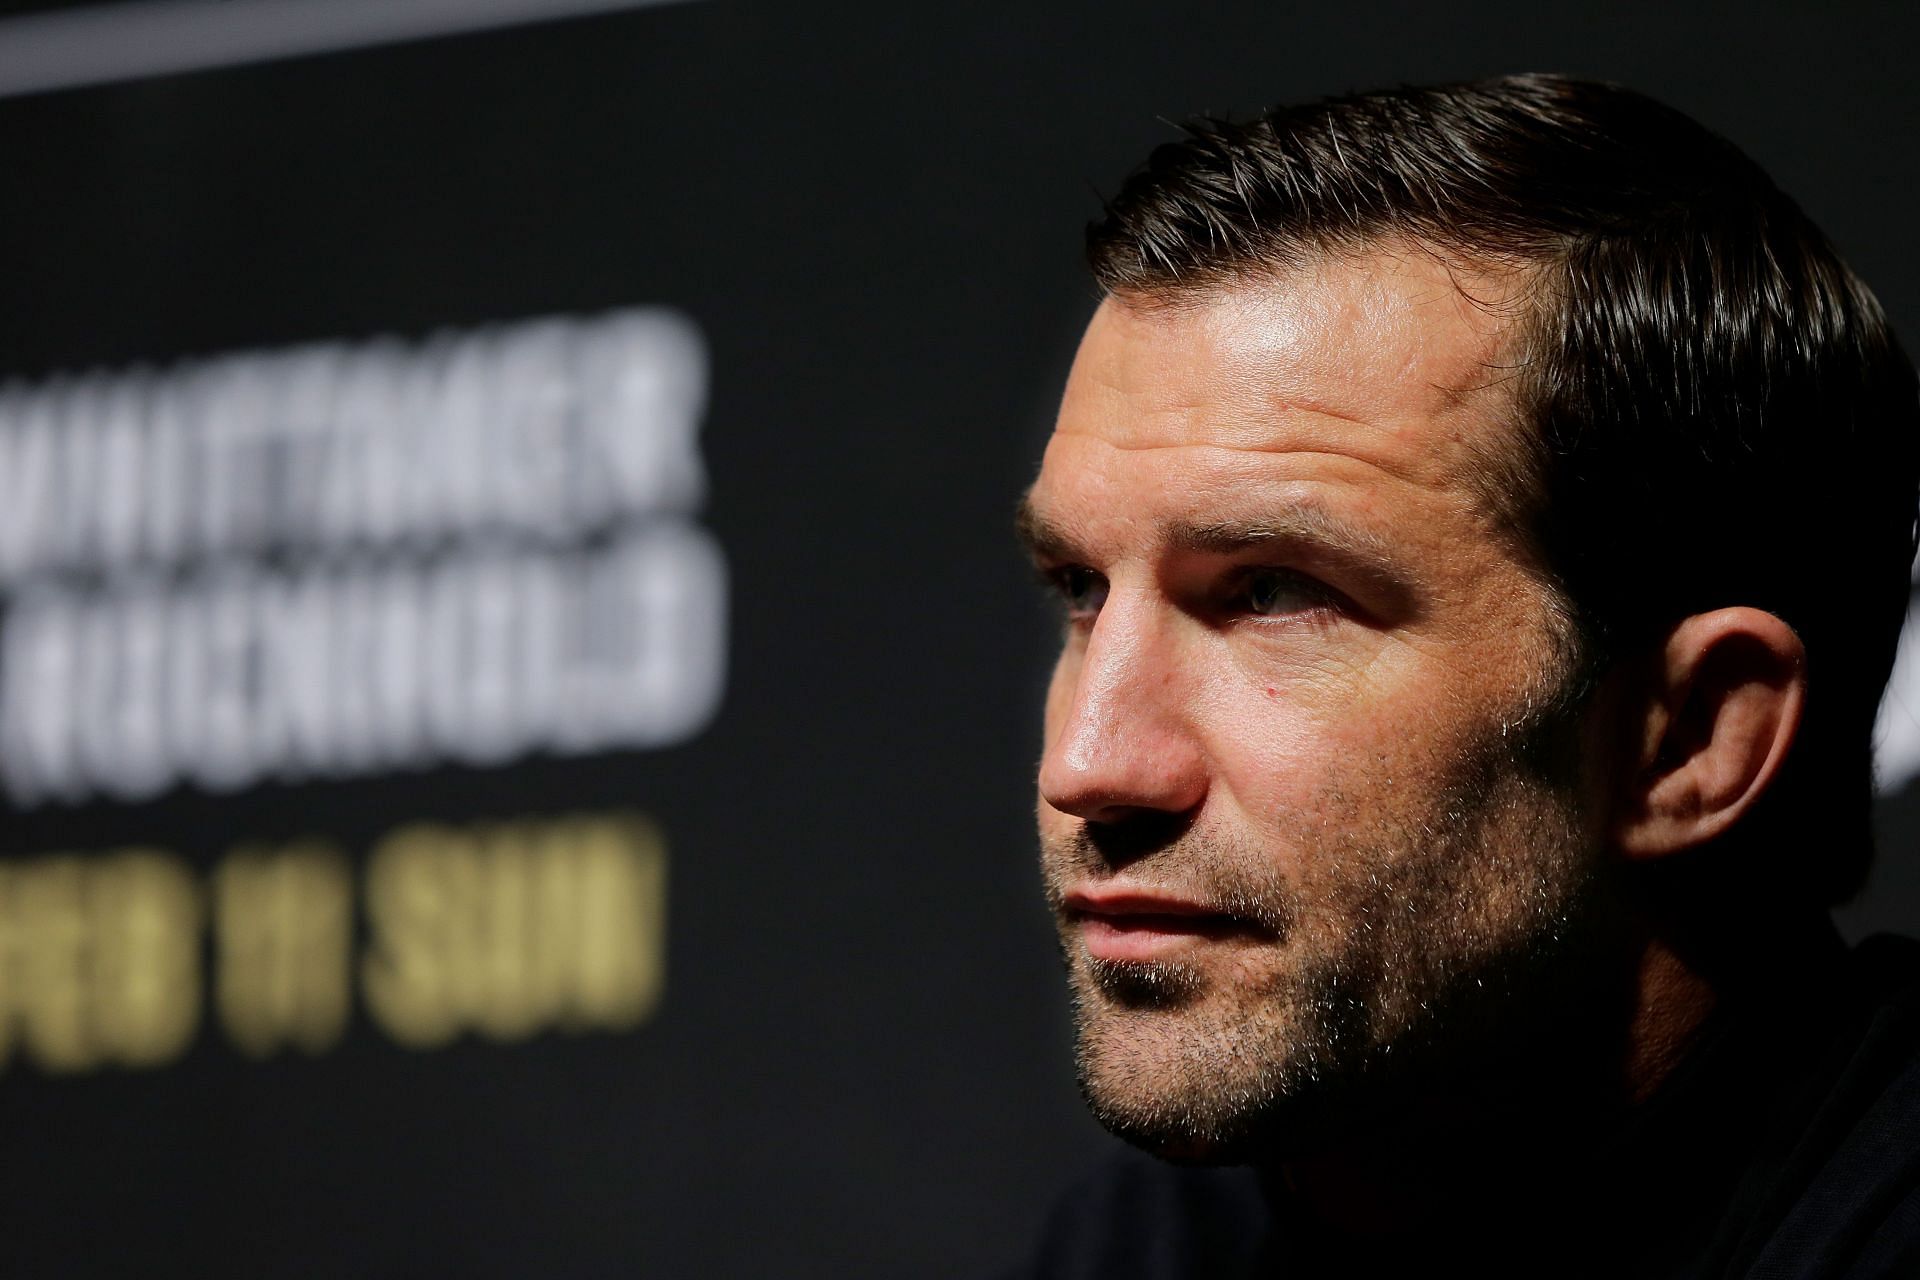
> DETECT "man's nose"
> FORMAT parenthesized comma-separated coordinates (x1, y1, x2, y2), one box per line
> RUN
(1038, 598, 1208, 825)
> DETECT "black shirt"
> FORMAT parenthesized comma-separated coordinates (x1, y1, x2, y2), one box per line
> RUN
(1010, 935, 1920, 1279)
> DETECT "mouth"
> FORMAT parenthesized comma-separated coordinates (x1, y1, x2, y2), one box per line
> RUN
(1062, 888, 1265, 963)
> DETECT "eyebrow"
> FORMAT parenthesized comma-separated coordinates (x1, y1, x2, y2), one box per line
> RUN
(1018, 495, 1393, 567)
(1165, 512, 1397, 567)
(1014, 495, 1077, 563)
(1015, 495, 1416, 615)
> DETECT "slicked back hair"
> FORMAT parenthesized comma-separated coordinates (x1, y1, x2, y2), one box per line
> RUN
(1088, 74, 1920, 906)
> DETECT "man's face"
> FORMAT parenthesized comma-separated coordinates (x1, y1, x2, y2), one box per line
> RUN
(1024, 252, 1611, 1161)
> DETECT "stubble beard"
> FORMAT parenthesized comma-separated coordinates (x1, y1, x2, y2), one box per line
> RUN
(1043, 685, 1604, 1165)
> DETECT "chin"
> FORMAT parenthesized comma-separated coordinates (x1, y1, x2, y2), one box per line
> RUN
(1067, 948, 1402, 1166)
(1071, 999, 1289, 1165)
(1076, 1067, 1277, 1165)
(1076, 1037, 1362, 1166)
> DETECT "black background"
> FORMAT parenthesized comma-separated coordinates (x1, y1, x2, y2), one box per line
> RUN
(0, 2, 1916, 1275)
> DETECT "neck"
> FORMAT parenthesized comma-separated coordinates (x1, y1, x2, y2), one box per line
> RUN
(1259, 911, 1841, 1238)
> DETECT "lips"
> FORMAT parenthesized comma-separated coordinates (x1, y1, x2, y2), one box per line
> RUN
(1063, 888, 1255, 962)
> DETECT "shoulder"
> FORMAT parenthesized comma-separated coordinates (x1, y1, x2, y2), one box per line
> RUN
(1000, 1148, 1267, 1280)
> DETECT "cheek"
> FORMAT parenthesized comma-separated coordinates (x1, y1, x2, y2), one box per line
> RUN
(1197, 647, 1388, 787)
(1198, 658, 1470, 834)
(1198, 697, 1344, 833)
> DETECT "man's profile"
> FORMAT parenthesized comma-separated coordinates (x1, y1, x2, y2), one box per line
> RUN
(1012, 74, 1920, 1277)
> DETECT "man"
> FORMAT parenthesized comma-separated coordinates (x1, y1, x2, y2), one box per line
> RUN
(1012, 75, 1920, 1277)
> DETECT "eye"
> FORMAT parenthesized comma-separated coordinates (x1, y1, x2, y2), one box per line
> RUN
(1041, 565, 1109, 619)
(1238, 567, 1335, 618)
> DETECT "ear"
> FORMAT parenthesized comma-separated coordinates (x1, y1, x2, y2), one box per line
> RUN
(1614, 608, 1806, 859)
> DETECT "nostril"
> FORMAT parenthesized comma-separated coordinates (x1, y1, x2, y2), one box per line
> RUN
(1082, 810, 1196, 867)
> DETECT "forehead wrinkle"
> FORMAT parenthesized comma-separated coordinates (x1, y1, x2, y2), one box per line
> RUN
(1057, 360, 1477, 492)
(1058, 367, 1405, 449)
(1054, 381, 1521, 492)
(1046, 426, 1438, 494)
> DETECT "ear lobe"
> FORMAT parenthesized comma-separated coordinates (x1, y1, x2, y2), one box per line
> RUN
(1614, 608, 1806, 859)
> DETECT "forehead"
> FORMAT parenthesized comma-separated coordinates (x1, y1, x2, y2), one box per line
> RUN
(1044, 252, 1525, 507)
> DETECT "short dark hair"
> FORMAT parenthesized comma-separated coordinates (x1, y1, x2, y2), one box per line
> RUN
(1088, 73, 1920, 905)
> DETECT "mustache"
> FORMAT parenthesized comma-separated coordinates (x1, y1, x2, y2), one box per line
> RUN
(1041, 819, 1297, 938)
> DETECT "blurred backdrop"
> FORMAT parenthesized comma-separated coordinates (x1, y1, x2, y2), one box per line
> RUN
(0, 1, 1916, 1275)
